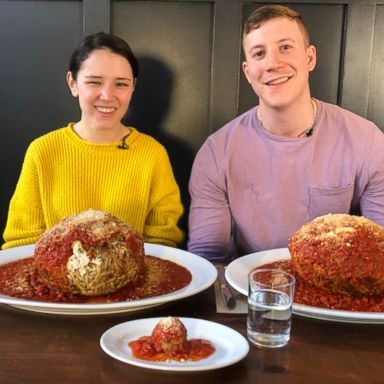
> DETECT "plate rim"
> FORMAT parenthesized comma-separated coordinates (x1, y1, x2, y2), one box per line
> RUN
(225, 248, 384, 324)
(0, 243, 217, 315)
(100, 316, 249, 371)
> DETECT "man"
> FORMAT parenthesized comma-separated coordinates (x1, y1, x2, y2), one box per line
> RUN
(187, 4, 384, 262)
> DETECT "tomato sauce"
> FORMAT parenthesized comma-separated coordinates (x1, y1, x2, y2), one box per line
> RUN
(256, 261, 384, 312)
(129, 336, 215, 362)
(0, 255, 192, 304)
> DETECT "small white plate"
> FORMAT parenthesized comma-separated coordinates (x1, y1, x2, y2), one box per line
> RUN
(100, 317, 249, 371)
(225, 248, 384, 324)
(0, 243, 217, 315)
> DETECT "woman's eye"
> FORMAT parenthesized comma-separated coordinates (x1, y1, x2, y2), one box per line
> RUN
(86, 81, 101, 85)
(253, 50, 265, 59)
(116, 82, 130, 87)
(281, 44, 291, 51)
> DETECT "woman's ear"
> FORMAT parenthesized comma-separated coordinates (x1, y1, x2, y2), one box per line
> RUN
(66, 71, 78, 97)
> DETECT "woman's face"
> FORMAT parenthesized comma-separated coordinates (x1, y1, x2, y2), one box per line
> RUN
(67, 48, 135, 133)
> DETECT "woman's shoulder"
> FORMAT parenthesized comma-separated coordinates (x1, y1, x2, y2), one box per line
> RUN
(23, 126, 77, 166)
(29, 125, 71, 148)
(129, 128, 168, 152)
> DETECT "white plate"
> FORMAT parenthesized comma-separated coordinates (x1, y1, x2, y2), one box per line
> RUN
(225, 248, 384, 324)
(0, 243, 217, 315)
(100, 317, 249, 371)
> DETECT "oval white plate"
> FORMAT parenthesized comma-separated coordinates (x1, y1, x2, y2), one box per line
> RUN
(100, 317, 249, 371)
(225, 248, 384, 324)
(0, 243, 217, 315)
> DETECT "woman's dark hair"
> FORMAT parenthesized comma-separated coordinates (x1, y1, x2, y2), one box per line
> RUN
(68, 32, 139, 80)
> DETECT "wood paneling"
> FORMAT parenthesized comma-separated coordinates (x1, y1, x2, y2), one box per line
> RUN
(368, 4, 384, 128)
(112, 1, 213, 151)
(0, 0, 82, 238)
(1, 0, 383, 242)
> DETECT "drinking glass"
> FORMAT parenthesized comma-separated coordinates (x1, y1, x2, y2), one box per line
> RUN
(247, 268, 296, 348)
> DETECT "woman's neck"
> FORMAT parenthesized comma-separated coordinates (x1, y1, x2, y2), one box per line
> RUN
(72, 122, 130, 144)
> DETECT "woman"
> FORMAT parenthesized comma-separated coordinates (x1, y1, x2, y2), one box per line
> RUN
(2, 32, 184, 249)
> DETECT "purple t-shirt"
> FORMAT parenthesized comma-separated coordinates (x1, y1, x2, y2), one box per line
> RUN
(188, 100, 384, 262)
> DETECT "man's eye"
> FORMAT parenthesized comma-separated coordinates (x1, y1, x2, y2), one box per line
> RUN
(281, 44, 291, 51)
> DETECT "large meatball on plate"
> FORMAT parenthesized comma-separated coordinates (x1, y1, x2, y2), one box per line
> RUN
(34, 209, 145, 296)
(289, 214, 384, 296)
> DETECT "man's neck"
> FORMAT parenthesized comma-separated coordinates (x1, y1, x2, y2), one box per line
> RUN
(257, 98, 316, 138)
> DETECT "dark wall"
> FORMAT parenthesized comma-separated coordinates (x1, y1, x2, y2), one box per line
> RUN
(1, 0, 383, 246)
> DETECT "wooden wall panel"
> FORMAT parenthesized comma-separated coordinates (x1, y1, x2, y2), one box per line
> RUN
(0, 0, 82, 237)
(1, 0, 383, 242)
(112, 1, 213, 151)
(368, 4, 384, 129)
(111, 1, 214, 229)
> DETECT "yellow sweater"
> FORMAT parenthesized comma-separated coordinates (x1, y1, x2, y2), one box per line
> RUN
(3, 124, 184, 249)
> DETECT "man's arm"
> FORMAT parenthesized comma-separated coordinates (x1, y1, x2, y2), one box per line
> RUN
(359, 127, 384, 226)
(187, 140, 232, 262)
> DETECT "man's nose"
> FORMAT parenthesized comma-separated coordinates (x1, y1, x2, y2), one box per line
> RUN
(266, 50, 283, 69)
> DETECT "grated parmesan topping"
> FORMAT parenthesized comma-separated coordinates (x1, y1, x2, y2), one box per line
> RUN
(66, 209, 108, 224)
(158, 317, 182, 333)
(299, 213, 381, 242)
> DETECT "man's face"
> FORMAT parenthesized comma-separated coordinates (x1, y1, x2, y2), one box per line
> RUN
(242, 17, 316, 110)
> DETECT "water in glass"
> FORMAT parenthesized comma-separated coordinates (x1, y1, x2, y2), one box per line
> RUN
(247, 288, 292, 348)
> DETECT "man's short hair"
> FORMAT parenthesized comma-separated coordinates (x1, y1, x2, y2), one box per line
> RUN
(243, 4, 310, 47)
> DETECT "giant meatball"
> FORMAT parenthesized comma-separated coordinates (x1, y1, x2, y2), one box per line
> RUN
(289, 214, 384, 296)
(34, 209, 145, 296)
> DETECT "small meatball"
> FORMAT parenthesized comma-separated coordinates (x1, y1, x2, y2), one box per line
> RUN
(151, 317, 187, 353)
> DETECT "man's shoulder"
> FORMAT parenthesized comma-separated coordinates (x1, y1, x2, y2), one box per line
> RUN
(319, 100, 377, 127)
(208, 108, 257, 141)
(318, 101, 384, 150)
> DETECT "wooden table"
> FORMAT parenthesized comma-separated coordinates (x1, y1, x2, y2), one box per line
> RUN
(1, 287, 383, 384)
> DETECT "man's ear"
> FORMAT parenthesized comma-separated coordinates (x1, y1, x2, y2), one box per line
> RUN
(307, 44, 317, 72)
(66, 71, 78, 97)
(242, 60, 252, 84)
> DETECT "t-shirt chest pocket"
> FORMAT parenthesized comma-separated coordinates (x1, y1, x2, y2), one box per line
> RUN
(309, 184, 354, 218)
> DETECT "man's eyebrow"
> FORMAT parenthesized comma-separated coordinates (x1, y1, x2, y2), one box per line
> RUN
(248, 38, 296, 53)
(277, 38, 296, 44)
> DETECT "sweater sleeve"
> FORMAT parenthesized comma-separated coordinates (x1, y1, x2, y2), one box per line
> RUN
(187, 139, 232, 261)
(143, 147, 184, 247)
(2, 143, 46, 249)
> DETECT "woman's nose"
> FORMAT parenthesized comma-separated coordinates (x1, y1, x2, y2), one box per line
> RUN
(99, 85, 114, 100)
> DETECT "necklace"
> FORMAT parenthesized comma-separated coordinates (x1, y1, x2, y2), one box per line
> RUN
(258, 99, 317, 138)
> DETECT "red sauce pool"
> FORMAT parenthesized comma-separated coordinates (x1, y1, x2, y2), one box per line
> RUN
(256, 261, 384, 312)
(129, 336, 215, 362)
(0, 255, 192, 304)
